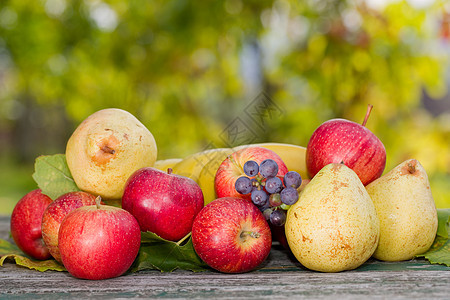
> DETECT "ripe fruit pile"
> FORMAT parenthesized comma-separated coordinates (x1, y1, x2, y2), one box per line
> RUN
(7, 105, 440, 279)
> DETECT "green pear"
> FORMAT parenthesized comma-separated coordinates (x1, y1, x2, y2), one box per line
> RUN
(66, 108, 157, 200)
(366, 159, 438, 261)
(285, 163, 379, 272)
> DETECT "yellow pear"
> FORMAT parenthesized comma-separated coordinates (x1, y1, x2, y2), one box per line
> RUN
(285, 163, 379, 272)
(366, 159, 438, 261)
(66, 108, 157, 200)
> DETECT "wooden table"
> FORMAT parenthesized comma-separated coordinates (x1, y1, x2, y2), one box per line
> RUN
(1, 216, 449, 299)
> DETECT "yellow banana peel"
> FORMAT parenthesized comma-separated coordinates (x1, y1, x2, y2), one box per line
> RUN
(197, 154, 232, 206)
(171, 148, 233, 183)
(236, 143, 308, 179)
(153, 158, 183, 172)
(166, 143, 307, 206)
(198, 142, 308, 206)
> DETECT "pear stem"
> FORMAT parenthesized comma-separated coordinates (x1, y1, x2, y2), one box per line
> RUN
(407, 162, 416, 174)
(167, 168, 173, 175)
(101, 145, 115, 154)
(362, 104, 373, 127)
(95, 196, 102, 209)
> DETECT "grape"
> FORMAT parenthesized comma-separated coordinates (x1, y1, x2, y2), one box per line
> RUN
(251, 189, 269, 207)
(259, 159, 279, 178)
(262, 208, 273, 220)
(235, 176, 252, 195)
(258, 200, 270, 212)
(243, 160, 259, 177)
(280, 187, 299, 205)
(265, 176, 283, 194)
(269, 193, 282, 207)
(270, 209, 286, 226)
(283, 171, 302, 188)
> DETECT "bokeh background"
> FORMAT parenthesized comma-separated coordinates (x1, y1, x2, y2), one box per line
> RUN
(1, 0, 449, 215)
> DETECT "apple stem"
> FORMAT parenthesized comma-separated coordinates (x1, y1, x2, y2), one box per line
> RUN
(240, 231, 260, 239)
(167, 168, 173, 175)
(95, 196, 102, 209)
(361, 104, 373, 127)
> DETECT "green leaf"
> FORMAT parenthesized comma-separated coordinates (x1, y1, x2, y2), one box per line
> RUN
(416, 236, 450, 267)
(416, 209, 450, 267)
(436, 208, 450, 239)
(130, 232, 209, 273)
(32, 154, 80, 200)
(1, 231, 208, 274)
(0, 239, 66, 272)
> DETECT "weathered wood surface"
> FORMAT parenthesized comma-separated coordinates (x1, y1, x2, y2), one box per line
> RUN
(1, 216, 449, 299)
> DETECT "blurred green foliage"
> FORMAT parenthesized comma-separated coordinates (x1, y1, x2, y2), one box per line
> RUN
(0, 0, 449, 213)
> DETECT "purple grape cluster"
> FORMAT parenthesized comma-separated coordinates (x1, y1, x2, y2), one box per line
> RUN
(235, 159, 302, 226)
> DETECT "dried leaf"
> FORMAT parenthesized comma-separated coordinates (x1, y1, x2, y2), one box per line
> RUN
(0, 239, 66, 272)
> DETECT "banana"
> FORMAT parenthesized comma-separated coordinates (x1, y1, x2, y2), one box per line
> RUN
(171, 148, 234, 182)
(153, 158, 183, 172)
(233, 142, 308, 179)
(197, 154, 230, 206)
(198, 142, 308, 206)
(167, 143, 307, 206)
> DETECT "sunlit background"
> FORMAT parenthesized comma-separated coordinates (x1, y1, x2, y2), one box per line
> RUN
(1, 0, 449, 214)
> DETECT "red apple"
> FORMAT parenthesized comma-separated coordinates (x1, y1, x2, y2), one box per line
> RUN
(10, 189, 53, 260)
(215, 146, 288, 200)
(191, 197, 272, 273)
(122, 167, 204, 241)
(58, 198, 141, 280)
(306, 105, 386, 185)
(41, 191, 97, 263)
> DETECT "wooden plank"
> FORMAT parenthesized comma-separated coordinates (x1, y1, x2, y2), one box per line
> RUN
(1, 216, 450, 299)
